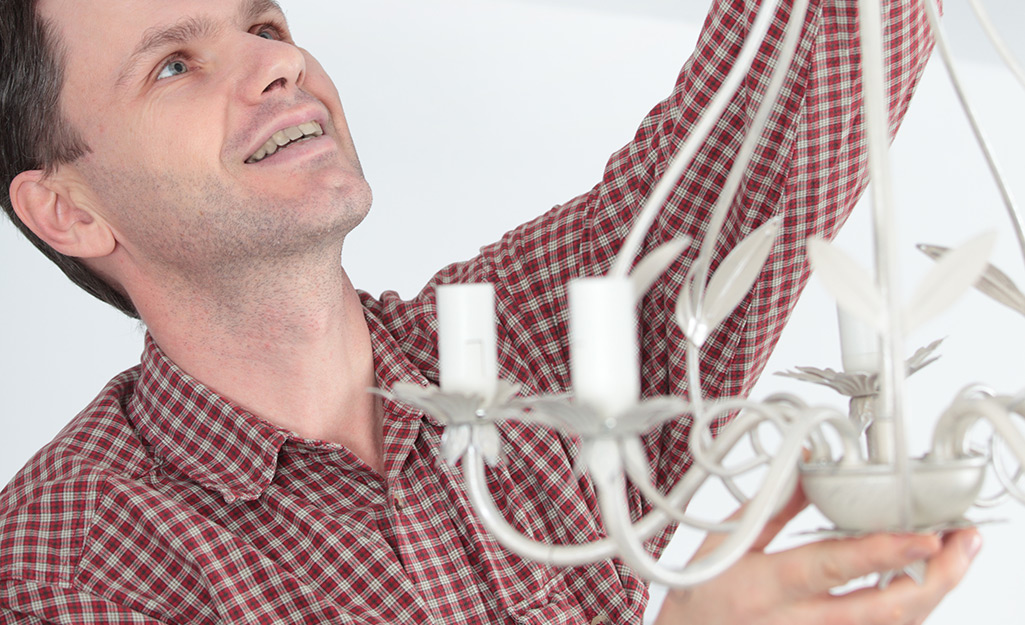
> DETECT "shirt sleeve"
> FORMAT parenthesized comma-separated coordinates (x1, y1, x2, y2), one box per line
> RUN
(381, 0, 933, 543)
(0, 579, 172, 625)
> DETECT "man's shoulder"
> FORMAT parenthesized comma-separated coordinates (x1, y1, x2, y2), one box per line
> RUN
(7, 366, 150, 480)
(0, 367, 157, 581)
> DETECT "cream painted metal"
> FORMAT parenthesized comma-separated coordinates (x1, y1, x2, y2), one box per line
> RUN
(385, 0, 1025, 590)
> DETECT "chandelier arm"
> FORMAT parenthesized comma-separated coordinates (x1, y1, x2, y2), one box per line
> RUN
(489, 404, 862, 567)
(673, 0, 809, 379)
(920, 0, 1025, 268)
(966, 431, 1011, 508)
(638, 403, 859, 543)
(628, 397, 695, 432)
(462, 421, 759, 566)
(979, 402, 1025, 504)
(966, 0, 1025, 93)
(973, 487, 1011, 509)
(686, 343, 707, 422)
(718, 452, 776, 480)
(721, 475, 754, 506)
(807, 409, 866, 465)
(460, 399, 862, 572)
(761, 392, 844, 460)
(747, 420, 776, 462)
(687, 412, 753, 476)
(932, 399, 1025, 507)
(989, 437, 1025, 505)
(620, 437, 740, 533)
(608, 0, 786, 278)
(721, 416, 802, 504)
(945, 389, 1013, 508)
(592, 430, 807, 587)
(495, 403, 590, 434)
(649, 406, 781, 519)
(462, 429, 747, 566)
(630, 429, 763, 541)
(462, 444, 622, 567)
(686, 399, 787, 477)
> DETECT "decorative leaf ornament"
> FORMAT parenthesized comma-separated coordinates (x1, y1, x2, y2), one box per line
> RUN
(806, 237, 886, 331)
(905, 232, 996, 331)
(702, 217, 781, 331)
(918, 241, 1025, 317)
(675, 272, 706, 346)
(629, 237, 692, 303)
(374, 382, 520, 467)
(675, 218, 782, 347)
(776, 338, 944, 396)
(808, 233, 995, 333)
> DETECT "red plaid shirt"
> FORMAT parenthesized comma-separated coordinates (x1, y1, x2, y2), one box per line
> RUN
(0, 0, 933, 623)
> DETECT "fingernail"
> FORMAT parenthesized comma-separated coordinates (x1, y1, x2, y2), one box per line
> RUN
(899, 532, 941, 560)
(962, 533, 982, 561)
(905, 542, 936, 561)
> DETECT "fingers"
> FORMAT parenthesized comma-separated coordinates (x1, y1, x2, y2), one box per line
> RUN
(772, 533, 943, 599)
(659, 529, 980, 625)
(793, 529, 981, 625)
(879, 530, 980, 619)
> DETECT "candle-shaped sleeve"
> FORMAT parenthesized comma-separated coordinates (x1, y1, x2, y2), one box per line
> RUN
(437, 283, 499, 398)
(568, 277, 640, 418)
(837, 306, 880, 375)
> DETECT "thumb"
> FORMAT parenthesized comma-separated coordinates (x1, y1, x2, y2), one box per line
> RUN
(749, 481, 808, 552)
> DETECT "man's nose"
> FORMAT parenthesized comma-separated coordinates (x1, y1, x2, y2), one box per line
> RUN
(237, 34, 306, 102)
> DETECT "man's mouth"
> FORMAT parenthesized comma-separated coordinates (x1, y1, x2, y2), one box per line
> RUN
(246, 121, 325, 164)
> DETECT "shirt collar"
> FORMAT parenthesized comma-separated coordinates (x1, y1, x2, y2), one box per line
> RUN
(361, 295, 444, 427)
(129, 335, 290, 503)
(128, 303, 438, 502)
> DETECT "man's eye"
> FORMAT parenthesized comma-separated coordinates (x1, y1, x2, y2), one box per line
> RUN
(254, 25, 282, 41)
(156, 59, 189, 81)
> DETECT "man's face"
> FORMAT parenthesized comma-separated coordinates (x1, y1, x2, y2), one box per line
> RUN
(40, 0, 372, 280)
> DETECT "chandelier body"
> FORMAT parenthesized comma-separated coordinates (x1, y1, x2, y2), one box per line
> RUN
(386, 0, 1025, 588)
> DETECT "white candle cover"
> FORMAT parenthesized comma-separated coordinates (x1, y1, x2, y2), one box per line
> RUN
(437, 283, 498, 397)
(568, 277, 640, 418)
(837, 306, 879, 375)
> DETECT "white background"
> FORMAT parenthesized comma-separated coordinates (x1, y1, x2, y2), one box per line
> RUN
(2, 0, 1025, 622)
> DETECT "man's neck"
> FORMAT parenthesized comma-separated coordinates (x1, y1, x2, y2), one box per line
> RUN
(138, 264, 385, 473)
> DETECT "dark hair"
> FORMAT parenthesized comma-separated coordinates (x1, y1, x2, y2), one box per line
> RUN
(1, 0, 139, 318)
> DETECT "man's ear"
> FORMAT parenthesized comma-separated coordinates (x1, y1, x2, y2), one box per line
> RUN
(9, 169, 116, 259)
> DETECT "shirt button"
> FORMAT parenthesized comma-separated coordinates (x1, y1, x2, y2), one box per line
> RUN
(590, 614, 609, 625)
(393, 492, 404, 512)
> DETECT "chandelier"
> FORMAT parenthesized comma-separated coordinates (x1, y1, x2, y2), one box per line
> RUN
(382, 0, 1025, 588)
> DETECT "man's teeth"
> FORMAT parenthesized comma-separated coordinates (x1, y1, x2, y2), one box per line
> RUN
(246, 121, 325, 164)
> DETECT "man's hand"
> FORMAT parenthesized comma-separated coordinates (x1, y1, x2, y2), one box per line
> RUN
(653, 488, 980, 625)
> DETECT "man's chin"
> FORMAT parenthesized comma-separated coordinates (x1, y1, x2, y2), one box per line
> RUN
(327, 177, 373, 236)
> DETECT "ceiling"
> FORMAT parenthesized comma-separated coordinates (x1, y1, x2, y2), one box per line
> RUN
(510, 0, 1025, 65)
(511, 0, 701, 22)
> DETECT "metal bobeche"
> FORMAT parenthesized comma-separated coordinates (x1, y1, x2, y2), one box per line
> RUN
(386, 0, 1025, 589)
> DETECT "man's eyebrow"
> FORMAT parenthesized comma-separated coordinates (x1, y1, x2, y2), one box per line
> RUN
(115, 0, 287, 88)
(244, 0, 285, 25)
(115, 17, 216, 87)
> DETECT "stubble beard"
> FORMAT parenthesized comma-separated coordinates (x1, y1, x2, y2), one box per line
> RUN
(87, 157, 374, 309)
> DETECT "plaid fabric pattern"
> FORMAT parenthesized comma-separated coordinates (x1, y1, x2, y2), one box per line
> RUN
(0, 0, 933, 622)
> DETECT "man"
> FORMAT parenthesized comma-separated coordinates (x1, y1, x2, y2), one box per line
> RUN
(0, 0, 977, 622)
